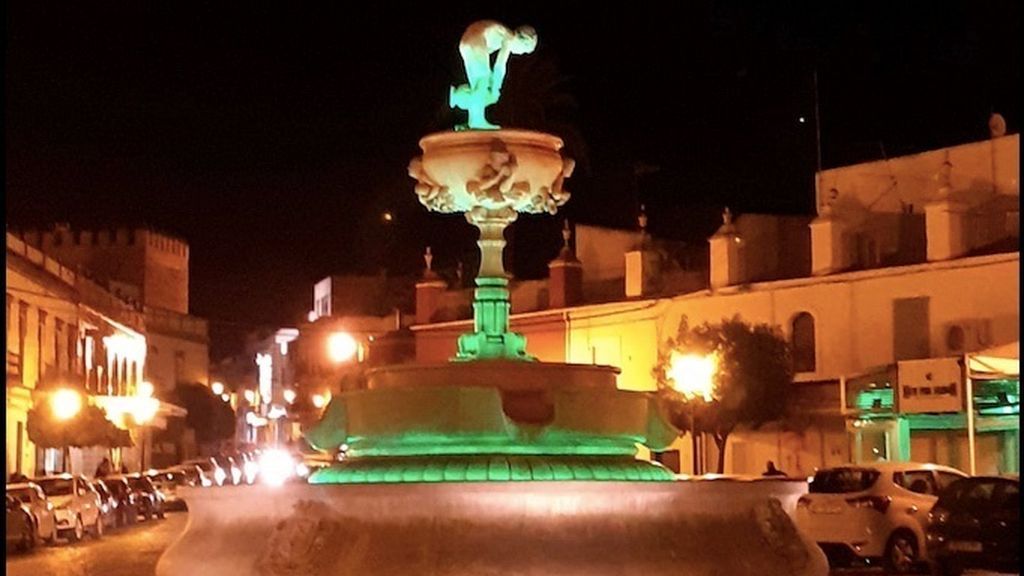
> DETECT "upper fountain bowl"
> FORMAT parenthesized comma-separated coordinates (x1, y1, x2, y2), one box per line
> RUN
(409, 129, 574, 216)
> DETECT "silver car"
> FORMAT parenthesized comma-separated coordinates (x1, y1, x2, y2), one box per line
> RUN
(6, 482, 58, 544)
(33, 474, 104, 542)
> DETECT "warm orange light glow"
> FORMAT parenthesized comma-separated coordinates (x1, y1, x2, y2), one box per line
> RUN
(243, 389, 256, 404)
(283, 389, 297, 404)
(327, 332, 358, 363)
(138, 381, 155, 398)
(312, 393, 330, 409)
(667, 352, 719, 402)
(51, 389, 83, 421)
(211, 381, 225, 395)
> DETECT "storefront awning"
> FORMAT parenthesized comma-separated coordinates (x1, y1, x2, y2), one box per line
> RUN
(969, 342, 1019, 378)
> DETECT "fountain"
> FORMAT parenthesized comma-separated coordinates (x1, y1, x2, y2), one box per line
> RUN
(157, 21, 827, 576)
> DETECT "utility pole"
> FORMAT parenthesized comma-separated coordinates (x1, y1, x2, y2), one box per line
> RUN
(813, 69, 823, 211)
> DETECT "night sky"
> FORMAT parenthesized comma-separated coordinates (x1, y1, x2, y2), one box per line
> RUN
(6, 2, 1019, 358)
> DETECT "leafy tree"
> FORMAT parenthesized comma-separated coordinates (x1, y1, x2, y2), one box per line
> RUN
(173, 382, 236, 446)
(26, 403, 133, 450)
(653, 315, 794, 473)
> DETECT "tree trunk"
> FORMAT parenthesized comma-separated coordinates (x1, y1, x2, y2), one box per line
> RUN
(714, 432, 729, 474)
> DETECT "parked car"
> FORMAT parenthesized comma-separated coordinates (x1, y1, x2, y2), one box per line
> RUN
(120, 474, 165, 520)
(794, 462, 967, 573)
(5, 494, 36, 552)
(180, 458, 227, 486)
(147, 469, 192, 511)
(87, 478, 119, 530)
(34, 474, 104, 541)
(96, 477, 137, 527)
(169, 463, 212, 488)
(927, 474, 1019, 576)
(213, 455, 243, 486)
(7, 482, 58, 544)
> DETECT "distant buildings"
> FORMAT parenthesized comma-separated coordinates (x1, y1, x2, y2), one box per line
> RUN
(413, 132, 1020, 477)
(213, 273, 415, 449)
(5, 232, 189, 477)
(6, 226, 210, 477)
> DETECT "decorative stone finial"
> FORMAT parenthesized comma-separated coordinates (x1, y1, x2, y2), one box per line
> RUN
(722, 207, 733, 226)
(450, 21, 538, 131)
(934, 153, 953, 197)
(638, 204, 648, 231)
(561, 220, 572, 249)
(990, 113, 1007, 139)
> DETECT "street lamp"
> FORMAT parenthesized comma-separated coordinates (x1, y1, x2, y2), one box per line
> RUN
(327, 332, 358, 364)
(283, 389, 297, 404)
(312, 392, 330, 409)
(211, 381, 225, 396)
(667, 351, 719, 475)
(50, 388, 83, 421)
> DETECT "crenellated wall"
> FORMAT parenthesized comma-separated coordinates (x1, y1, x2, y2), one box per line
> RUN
(16, 226, 190, 314)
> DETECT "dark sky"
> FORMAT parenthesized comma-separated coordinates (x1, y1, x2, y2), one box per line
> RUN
(6, 2, 1019, 358)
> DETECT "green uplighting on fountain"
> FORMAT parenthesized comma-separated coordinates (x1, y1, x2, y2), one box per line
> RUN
(306, 20, 681, 484)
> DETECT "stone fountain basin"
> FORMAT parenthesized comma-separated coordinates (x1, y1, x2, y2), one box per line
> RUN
(418, 129, 566, 211)
(314, 363, 663, 459)
(157, 480, 827, 576)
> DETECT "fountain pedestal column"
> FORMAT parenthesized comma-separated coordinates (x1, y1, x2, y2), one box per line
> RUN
(457, 207, 531, 360)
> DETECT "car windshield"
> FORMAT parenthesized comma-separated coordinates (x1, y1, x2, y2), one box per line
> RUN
(36, 478, 74, 496)
(8, 488, 33, 504)
(809, 468, 880, 493)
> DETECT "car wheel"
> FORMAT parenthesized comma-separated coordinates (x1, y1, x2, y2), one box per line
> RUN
(67, 516, 85, 543)
(20, 519, 36, 551)
(46, 522, 58, 545)
(92, 515, 104, 539)
(885, 530, 920, 574)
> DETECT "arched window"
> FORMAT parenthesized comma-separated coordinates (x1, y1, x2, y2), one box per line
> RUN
(791, 312, 817, 373)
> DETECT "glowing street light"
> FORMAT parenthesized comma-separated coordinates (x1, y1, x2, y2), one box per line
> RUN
(211, 381, 225, 396)
(50, 389, 83, 421)
(327, 332, 358, 364)
(666, 352, 719, 402)
(283, 389, 297, 404)
(666, 351, 719, 476)
(311, 393, 330, 409)
(243, 389, 256, 405)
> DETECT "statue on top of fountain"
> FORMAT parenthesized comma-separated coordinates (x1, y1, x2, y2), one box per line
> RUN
(450, 20, 538, 131)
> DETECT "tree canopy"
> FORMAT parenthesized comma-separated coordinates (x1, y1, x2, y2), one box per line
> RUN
(653, 315, 794, 473)
(173, 381, 236, 444)
(26, 402, 133, 450)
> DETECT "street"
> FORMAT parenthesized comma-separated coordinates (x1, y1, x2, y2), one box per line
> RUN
(6, 512, 186, 576)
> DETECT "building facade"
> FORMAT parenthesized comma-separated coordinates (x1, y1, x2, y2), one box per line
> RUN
(6, 233, 185, 478)
(413, 133, 1020, 477)
(14, 226, 210, 398)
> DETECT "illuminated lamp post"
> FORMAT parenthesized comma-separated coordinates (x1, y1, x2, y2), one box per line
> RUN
(666, 352, 719, 476)
(327, 332, 359, 364)
(50, 388, 84, 421)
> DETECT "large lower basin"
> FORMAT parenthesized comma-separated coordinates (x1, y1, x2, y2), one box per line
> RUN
(157, 480, 827, 576)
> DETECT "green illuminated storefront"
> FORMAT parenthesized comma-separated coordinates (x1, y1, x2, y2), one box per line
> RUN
(843, 350, 1019, 475)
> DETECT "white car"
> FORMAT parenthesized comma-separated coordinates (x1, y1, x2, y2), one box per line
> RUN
(795, 462, 967, 573)
(33, 474, 104, 542)
(6, 482, 58, 544)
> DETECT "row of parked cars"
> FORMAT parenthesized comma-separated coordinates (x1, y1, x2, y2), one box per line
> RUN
(794, 461, 1019, 576)
(5, 470, 176, 552)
